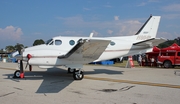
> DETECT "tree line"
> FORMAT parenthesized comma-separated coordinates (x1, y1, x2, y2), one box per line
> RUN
(1, 39, 45, 53)
(158, 38, 180, 48)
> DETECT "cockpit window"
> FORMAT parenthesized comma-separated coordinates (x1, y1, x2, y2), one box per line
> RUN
(55, 40, 62, 45)
(46, 39, 53, 45)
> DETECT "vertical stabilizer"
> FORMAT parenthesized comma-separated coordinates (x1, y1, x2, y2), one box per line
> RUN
(135, 16, 161, 40)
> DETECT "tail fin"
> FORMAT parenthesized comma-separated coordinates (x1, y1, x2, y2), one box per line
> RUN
(136, 15, 161, 40)
(133, 16, 166, 46)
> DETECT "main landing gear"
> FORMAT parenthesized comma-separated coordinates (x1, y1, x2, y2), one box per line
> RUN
(68, 68, 75, 73)
(68, 68, 84, 80)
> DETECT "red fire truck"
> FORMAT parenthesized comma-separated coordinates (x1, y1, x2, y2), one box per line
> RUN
(157, 43, 180, 68)
(145, 43, 180, 68)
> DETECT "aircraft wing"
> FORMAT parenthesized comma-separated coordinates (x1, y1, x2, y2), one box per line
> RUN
(133, 38, 167, 46)
(58, 39, 110, 61)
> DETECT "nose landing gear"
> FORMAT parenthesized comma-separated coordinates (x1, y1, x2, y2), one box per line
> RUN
(13, 60, 24, 78)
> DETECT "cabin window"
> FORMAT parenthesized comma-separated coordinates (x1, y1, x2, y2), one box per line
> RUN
(110, 41, 115, 46)
(69, 40, 75, 45)
(55, 40, 62, 45)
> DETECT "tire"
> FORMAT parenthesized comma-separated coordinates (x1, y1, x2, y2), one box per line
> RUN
(73, 70, 84, 80)
(163, 61, 172, 68)
(13, 70, 20, 78)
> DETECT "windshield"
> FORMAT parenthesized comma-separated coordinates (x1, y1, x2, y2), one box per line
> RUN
(46, 39, 53, 45)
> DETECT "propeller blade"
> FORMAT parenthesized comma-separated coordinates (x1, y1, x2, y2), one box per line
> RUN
(25, 54, 32, 71)
(25, 62, 28, 69)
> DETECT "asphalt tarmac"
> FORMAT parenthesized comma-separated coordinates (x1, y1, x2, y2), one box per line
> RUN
(0, 62, 180, 104)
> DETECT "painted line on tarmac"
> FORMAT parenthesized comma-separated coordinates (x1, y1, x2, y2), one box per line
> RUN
(0, 67, 16, 71)
(84, 76, 180, 89)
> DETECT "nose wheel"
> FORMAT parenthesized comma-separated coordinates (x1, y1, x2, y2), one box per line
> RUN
(13, 70, 25, 78)
(13, 70, 20, 78)
(73, 69, 84, 80)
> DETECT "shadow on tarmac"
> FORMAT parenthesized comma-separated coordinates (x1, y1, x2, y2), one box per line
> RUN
(3, 67, 123, 93)
(86, 69, 123, 75)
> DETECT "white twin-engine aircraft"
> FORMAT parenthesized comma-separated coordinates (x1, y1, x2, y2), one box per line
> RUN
(13, 15, 166, 80)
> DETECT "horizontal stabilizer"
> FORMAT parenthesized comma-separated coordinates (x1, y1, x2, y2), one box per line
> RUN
(133, 38, 167, 46)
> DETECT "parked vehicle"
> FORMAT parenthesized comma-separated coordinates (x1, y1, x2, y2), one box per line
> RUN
(157, 50, 180, 68)
(146, 43, 180, 68)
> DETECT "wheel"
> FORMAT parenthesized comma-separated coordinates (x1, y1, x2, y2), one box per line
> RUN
(68, 68, 75, 73)
(73, 70, 84, 80)
(13, 70, 20, 78)
(163, 61, 172, 68)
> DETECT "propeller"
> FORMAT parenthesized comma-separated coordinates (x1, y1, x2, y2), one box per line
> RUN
(25, 54, 32, 71)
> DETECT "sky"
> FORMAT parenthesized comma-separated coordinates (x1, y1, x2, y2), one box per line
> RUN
(0, 0, 180, 49)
